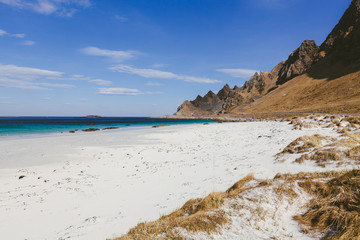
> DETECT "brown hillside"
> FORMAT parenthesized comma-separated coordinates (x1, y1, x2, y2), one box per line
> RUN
(239, 0, 360, 114)
(240, 71, 360, 114)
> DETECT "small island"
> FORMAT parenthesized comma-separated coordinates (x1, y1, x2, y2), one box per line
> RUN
(80, 115, 101, 118)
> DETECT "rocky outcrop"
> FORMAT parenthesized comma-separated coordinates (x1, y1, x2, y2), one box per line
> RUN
(277, 40, 320, 85)
(320, 0, 360, 62)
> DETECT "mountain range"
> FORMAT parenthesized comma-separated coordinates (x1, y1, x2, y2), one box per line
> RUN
(175, 0, 360, 117)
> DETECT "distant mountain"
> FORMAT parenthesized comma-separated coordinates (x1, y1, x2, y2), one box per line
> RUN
(175, 0, 360, 117)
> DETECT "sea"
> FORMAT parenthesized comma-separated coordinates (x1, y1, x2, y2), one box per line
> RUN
(0, 117, 212, 137)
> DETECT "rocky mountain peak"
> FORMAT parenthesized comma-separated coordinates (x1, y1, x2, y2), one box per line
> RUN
(276, 40, 320, 85)
(217, 84, 231, 100)
(203, 90, 216, 100)
(319, 0, 360, 64)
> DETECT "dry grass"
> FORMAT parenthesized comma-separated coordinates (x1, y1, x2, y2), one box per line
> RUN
(343, 132, 360, 143)
(294, 170, 360, 240)
(226, 174, 257, 197)
(346, 146, 360, 161)
(274, 185, 298, 200)
(294, 154, 310, 164)
(115, 170, 360, 240)
(281, 134, 325, 154)
(342, 116, 360, 125)
(274, 170, 346, 182)
(311, 148, 342, 162)
(117, 193, 227, 240)
(279, 127, 360, 166)
(293, 148, 346, 167)
(239, 65, 360, 115)
(289, 118, 321, 130)
(116, 174, 256, 240)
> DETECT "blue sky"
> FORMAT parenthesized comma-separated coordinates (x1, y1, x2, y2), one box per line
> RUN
(0, 0, 352, 116)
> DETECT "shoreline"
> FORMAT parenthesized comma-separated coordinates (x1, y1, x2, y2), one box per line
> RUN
(156, 112, 360, 122)
(0, 119, 212, 140)
(0, 119, 354, 239)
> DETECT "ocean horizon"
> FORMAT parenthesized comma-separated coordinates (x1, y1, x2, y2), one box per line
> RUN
(0, 116, 212, 136)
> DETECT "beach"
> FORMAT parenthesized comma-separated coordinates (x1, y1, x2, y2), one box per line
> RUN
(0, 121, 347, 239)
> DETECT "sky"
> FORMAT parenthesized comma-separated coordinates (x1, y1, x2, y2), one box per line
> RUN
(0, 0, 352, 116)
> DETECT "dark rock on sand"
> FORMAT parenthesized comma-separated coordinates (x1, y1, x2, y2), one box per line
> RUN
(82, 128, 100, 132)
(152, 124, 169, 128)
(103, 127, 120, 130)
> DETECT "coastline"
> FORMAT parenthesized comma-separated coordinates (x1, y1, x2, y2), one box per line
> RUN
(0, 120, 350, 239)
(0, 117, 211, 138)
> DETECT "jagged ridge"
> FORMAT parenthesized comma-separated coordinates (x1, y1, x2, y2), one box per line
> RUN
(175, 40, 319, 116)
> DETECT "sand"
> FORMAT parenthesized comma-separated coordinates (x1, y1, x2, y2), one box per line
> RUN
(0, 121, 344, 240)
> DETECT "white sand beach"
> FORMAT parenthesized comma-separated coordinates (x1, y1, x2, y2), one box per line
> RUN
(0, 121, 347, 240)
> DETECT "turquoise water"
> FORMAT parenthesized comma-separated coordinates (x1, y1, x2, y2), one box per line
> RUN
(0, 117, 212, 136)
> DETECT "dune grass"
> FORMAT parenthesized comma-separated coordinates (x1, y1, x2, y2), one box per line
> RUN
(294, 170, 360, 240)
(280, 134, 326, 154)
(115, 170, 359, 240)
(115, 174, 256, 240)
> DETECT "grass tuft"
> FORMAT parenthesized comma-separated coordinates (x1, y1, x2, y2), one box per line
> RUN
(294, 170, 360, 240)
(281, 134, 325, 154)
(115, 174, 255, 239)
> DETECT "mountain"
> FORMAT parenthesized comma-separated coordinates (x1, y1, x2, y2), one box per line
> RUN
(175, 0, 360, 117)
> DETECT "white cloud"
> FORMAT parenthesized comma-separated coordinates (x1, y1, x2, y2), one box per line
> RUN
(23, 40, 36, 45)
(0, 0, 92, 16)
(216, 68, 259, 78)
(58, 8, 77, 17)
(97, 87, 162, 96)
(0, 0, 21, 7)
(12, 33, 25, 38)
(110, 65, 221, 84)
(42, 97, 51, 100)
(32, 0, 57, 14)
(0, 63, 75, 89)
(0, 64, 63, 80)
(89, 79, 112, 86)
(146, 81, 163, 86)
(97, 88, 141, 96)
(57, 74, 112, 86)
(81, 47, 139, 61)
(59, 75, 90, 81)
(37, 82, 74, 88)
(0, 29, 25, 38)
(114, 14, 128, 22)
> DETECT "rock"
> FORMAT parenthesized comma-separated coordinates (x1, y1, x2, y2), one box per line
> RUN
(82, 128, 100, 132)
(102, 127, 119, 130)
(217, 84, 231, 100)
(152, 124, 169, 128)
(277, 40, 320, 85)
